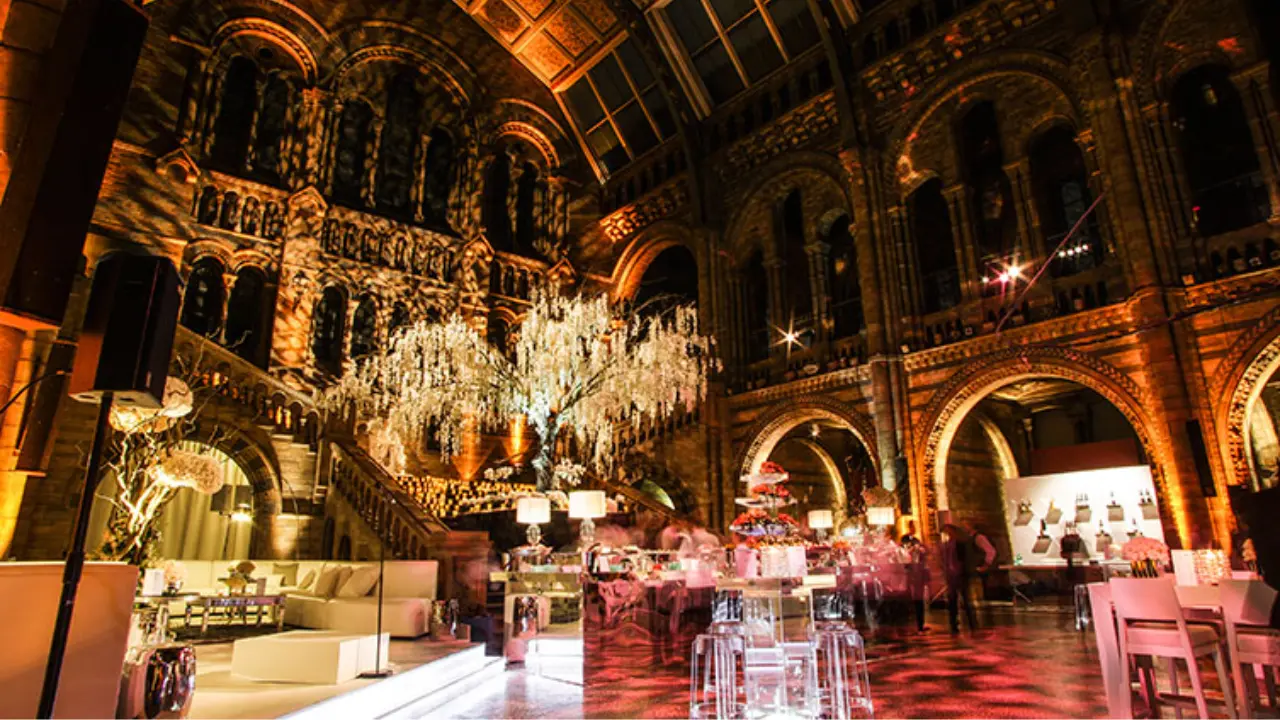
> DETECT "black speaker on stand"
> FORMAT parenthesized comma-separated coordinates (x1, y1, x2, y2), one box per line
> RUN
(40, 254, 179, 718)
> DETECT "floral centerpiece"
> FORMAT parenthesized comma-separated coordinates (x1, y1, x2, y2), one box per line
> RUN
(160, 560, 187, 595)
(750, 483, 791, 499)
(730, 508, 799, 538)
(1121, 536, 1169, 577)
(225, 560, 256, 594)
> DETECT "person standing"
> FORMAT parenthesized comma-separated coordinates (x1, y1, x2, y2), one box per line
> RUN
(900, 530, 930, 632)
(941, 524, 978, 632)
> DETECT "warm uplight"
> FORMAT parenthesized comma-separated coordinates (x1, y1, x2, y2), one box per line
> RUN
(231, 506, 253, 524)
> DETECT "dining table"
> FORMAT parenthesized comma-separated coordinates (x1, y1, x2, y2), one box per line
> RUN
(1087, 582, 1225, 718)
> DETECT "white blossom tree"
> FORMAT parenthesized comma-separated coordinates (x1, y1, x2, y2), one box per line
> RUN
(326, 289, 716, 491)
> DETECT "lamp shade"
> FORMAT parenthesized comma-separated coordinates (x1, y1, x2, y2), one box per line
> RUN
(515, 496, 550, 525)
(808, 509, 834, 530)
(866, 506, 895, 527)
(569, 490, 607, 519)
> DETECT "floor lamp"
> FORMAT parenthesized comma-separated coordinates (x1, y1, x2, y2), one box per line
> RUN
(359, 519, 392, 678)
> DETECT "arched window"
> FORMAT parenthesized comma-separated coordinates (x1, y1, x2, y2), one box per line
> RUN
(181, 258, 225, 339)
(487, 315, 509, 356)
(1030, 126, 1101, 277)
(422, 128, 455, 226)
(332, 101, 373, 207)
(349, 296, 378, 358)
(778, 191, 811, 327)
(910, 179, 961, 314)
(515, 163, 540, 254)
(209, 57, 258, 172)
(959, 101, 1015, 262)
(1172, 65, 1271, 236)
(826, 216, 863, 339)
(224, 266, 269, 366)
(376, 72, 421, 216)
(743, 251, 770, 364)
(312, 287, 347, 375)
(251, 75, 291, 184)
(635, 245, 698, 311)
(483, 154, 513, 252)
(389, 302, 411, 337)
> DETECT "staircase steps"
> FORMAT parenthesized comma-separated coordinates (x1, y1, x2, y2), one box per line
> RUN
(283, 644, 503, 720)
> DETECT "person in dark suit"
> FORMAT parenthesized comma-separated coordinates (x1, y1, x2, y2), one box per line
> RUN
(941, 524, 978, 632)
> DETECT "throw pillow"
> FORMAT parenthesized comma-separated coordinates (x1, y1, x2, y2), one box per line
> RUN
(313, 566, 344, 598)
(337, 566, 380, 598)
(298, 569, 317, 591)
(271, 562, 299, 587)
(328, 566, 354, 598)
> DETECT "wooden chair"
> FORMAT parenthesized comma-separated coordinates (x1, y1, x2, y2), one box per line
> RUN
(1220, 579, 1280, 718)
(1110, 577, 1237, 718)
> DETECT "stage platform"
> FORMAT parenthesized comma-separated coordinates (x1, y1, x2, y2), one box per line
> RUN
(189, 637, 502, 719)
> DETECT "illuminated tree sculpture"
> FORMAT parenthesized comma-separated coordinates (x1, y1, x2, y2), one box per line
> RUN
(327, 289, 717, 491)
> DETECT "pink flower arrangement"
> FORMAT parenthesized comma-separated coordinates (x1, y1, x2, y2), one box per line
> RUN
(1121, 536, 1170, 564)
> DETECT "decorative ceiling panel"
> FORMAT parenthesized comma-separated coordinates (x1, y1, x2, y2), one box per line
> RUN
(546, 9, 596, 57)
(512, 0, 556, 19)
(521, 34, 573, 79)
(457, 0, 626, 86)
(480, 0, 528, 42)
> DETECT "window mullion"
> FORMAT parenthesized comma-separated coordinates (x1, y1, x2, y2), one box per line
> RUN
(614, 51, 663, 140)
(699, 0, 751, 89)
(757, 0, 791, 63)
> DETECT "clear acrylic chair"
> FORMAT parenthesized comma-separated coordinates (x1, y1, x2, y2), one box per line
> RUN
(781, 640, 820, 718)
(1220, 579, 1280, 718)
(744, 646, 788, 719)
(1110, 576, 1237, 719)
(690, 632, 746, 720)
(743, 588, 783, 647)
(811, 586, 857, 632)
(812, 625, 874, 719)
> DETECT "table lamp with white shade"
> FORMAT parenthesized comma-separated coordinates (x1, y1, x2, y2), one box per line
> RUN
(516, 496, 551, 547)
(569, 490, 607, 547)
(808, 509, 834, 543)
(866, 506, 896, 528)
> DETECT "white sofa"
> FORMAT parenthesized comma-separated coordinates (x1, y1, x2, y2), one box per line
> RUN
(162, 559, 438, 638)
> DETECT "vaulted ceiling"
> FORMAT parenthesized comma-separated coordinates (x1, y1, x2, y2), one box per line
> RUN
(454, 0, 634, 90)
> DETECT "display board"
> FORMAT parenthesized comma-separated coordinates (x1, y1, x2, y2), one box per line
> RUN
(1004, 465, 1164, 566)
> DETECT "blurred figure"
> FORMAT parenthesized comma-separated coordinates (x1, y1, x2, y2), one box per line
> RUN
(900, 531, 930, 632)
(970, 525, 998, 601)
(941, 524, 978, 632)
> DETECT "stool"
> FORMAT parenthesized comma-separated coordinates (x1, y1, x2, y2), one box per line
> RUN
(812, 626, 874, 719)
(691, 633, 746, 720)
(781, 641, 820, 718)
(744, 647, 788, 718)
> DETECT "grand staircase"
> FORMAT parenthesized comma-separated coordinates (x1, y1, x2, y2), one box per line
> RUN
(171, 325, 711, 602)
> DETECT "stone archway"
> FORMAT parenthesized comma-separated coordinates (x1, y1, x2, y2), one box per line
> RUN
(186, 420, 284, 557)
(1215, 305, 1280, 488)
(915, 348, 1171, 542)
(737, 396, 880, 479)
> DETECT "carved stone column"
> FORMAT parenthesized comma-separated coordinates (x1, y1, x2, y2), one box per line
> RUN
(243, 74, 267, 174)
(1005, 157, 1043, 260)
(806, 239, 831, 343)
(201, 66, 228, 158)
(321, 99, 343, 196)
(764, 256, 785, 358)
(364, 119, 383, 207)
(1232, 64, 1280, 219)
(942, 184, 980, 301)
(178, 55, 211, 146)
(412, 132, 429, 224)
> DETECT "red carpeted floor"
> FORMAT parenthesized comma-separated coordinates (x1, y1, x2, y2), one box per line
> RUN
(435, 608, 1114, 719)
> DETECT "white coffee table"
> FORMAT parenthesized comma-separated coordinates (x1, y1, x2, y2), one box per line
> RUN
(230, 630, 390, 684)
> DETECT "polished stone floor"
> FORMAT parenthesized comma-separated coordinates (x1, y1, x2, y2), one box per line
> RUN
(433, 607, 1113, 719)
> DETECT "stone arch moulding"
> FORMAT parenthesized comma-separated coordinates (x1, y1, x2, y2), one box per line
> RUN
(609, 221, 703, 302)
(1214, 304, 1280, 487)
(735, 396, 880, 482)
(186, 418, 283, 515)
(914, 347, 1178, 543)
(333, 46, 472, 112)
(722, 151, 852, 250)
(886, 52, 1086, 186)
(491, 121, 561, 172)
(209, 18, 320, 82)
